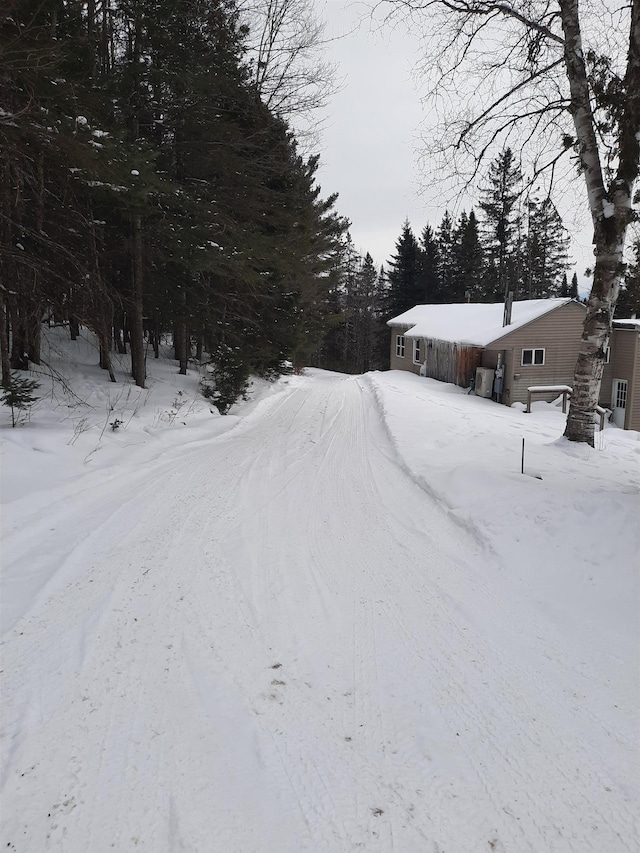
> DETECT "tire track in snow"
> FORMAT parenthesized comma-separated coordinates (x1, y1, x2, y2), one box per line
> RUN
(2, 373, 636, 852)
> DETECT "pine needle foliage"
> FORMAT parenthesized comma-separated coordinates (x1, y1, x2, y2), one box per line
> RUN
(1, 373, 40, 427)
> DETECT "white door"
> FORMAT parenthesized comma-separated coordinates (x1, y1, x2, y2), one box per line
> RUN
(611, 379, 628, 428)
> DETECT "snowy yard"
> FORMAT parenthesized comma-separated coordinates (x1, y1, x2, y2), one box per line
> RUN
(1, 329, 639, 853)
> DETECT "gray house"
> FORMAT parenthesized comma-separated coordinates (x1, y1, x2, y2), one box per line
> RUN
(601, 318, 640, 430)
(387, 298, 587, 407)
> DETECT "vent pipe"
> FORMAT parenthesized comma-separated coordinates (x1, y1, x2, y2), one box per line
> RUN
(503, 291, 514, 327)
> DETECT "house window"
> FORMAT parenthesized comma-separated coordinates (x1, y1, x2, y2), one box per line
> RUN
(521, 347, 545, 366)
(614, 379, 627, 409)
(413, 340, 421, 364)
(603, 345, 611, 364)
(396, 335, 405, 358)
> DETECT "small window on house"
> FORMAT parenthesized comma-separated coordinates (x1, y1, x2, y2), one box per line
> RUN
(615, 379, 627, 409)
(413, 340, 421, 363)
(603, 345, 611, 364)
(396, 335, 405, 358)
(521, 348, 545, 366)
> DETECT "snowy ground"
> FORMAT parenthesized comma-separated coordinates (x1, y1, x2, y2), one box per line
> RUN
(2, 328, 639, 853)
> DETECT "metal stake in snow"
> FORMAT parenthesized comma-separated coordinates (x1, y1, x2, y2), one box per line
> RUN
(521, 438, 525, 475)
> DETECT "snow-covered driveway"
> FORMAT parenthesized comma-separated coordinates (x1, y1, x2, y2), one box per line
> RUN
(2, 372, 636, 852)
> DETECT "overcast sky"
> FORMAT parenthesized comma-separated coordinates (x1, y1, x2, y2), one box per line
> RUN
(315, 1, 595, 289)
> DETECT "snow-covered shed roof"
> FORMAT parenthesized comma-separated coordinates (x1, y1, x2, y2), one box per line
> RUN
(613, 318, 640, 329)
(387, 298, 581, 347)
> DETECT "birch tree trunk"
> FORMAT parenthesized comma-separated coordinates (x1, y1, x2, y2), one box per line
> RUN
(561, 0, 640, 445)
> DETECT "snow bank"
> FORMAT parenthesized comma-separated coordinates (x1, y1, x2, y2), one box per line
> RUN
(365, 370, 640, 644)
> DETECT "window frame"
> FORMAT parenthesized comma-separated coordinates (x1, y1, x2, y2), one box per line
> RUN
(614, 378, 628, 409)
(396, 334, 405, 358)
(413, 339, 421, 364)
(521, 347, 545, 367)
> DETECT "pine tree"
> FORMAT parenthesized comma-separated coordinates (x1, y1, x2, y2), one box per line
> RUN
(436, 211, 456, 302)
(524, 198, 570, 298)
(479, 148, 523, 301)
(615, 237, 640, 318)
(1, 372, 39, 427)
(452, 210, 484, 302)
(419, 225, 441, 303)
(372, 265, 390, 369)
(354, 253, 374, 372)
(570, 272, 579, 299)
(386, 220, 424, 317)
(0, 0, 347, 405)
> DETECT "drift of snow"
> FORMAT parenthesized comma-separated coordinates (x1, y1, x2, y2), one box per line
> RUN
(1, 327, 639, 853)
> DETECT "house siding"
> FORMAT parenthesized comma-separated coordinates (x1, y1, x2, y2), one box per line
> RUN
(602, 328, 640, 430)
(630, 332, 640, 431)
(485, 302, 585, 405)
(389, 326, 421, 375)
(600, 332, 617, 404)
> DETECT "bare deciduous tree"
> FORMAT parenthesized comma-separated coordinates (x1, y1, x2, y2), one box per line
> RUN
(241, 0, 338, 144)
(378, 0, 639, 445)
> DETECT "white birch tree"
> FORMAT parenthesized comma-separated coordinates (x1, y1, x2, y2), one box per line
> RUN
(378, 0, 640, 445)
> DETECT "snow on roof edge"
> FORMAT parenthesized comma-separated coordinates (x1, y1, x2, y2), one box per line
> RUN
(387, 299, 582, 347)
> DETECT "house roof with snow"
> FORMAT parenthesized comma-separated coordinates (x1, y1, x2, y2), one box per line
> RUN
(387, 298, 582, 347)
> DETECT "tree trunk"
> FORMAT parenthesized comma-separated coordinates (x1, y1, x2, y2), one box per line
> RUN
(28, 309, 41, 365)
(0, 158, 13, 385)
(86, 0, 96, 78)
(99, 327, 116, 382)
(0, 288, 11, 387)
(173, 323, 182, 362)
(69, 314, 79, 340)
(564, 244, 620, 443)
(178, 324, 188, 375)
(114, 311, 127, 353)
(178, 290, 188, 374)
(152, 310, 160, 358)
(30, 154, 44, 366)
(561, 0, 639, 445)
(129, 214, 146, 388)
(10, 300, 28, 370)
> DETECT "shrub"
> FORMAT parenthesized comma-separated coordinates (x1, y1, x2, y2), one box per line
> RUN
(1, 373, 40, 427)
(200, 345, 250, 414)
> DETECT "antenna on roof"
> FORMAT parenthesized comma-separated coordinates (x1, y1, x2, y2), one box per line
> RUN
(503, 291, 514, 327)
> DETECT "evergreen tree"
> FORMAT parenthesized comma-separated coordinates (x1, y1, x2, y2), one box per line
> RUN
(343, 252, 380, 373)
(313, 239, 387, 374)
(372, 265, 391, 369)
(524, 198, 570, 298)
(559, 274, 569, 297)
(386, 220, 424, 317)
(1, 373, 39, 427)
(569, 272, 580, 299)
(615, 237, 640, 318)
(0, 0, 347, 403)
(451, 210, 484, 302)
(419, 225, 441, 303)
(436, 211, 456, 302)
(479, 148, 523, 301)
